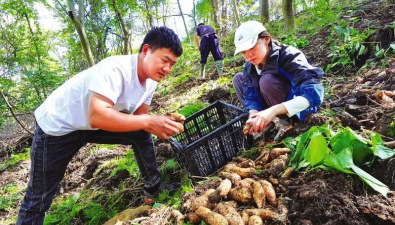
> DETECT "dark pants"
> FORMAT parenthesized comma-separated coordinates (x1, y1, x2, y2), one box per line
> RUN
(200, 33, 222, 64)
(233, 72, 290, 110)
(17, 124, 160, 225)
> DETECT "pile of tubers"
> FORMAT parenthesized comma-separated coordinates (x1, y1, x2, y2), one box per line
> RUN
(180, 147, 293, 225)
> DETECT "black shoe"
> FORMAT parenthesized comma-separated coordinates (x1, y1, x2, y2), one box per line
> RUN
(143, 182, 181, 204)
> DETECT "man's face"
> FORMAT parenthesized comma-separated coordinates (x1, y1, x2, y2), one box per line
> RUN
(140, 45, 178, 82)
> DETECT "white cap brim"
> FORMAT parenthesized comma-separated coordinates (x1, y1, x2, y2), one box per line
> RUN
(234, 35, 258, 56)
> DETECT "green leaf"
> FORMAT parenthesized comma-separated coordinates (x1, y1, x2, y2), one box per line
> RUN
(335, 147, 354, 169)
(152, 202, 165, 209)
(330, 127, 372, 165)
(351, 165, 389, 197)
(304, 131, 329, 166)
(318, 123, 334, 138)
(371, 132, 395, 159)
(358, 45, 366, 55)
(290, 127, 318, 168)
(323, 151, 354, 174)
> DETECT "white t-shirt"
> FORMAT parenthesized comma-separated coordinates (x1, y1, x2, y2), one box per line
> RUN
(35, 54, 157, 136)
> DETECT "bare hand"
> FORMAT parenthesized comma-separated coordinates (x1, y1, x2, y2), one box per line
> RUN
(144, 115, 184, 140)
(245, 108, 276, 134)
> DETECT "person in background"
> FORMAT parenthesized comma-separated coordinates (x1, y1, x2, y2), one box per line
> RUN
(232, 21, 324, 136)
(17, 26, 184, 225)
(194, 23, 224, 78)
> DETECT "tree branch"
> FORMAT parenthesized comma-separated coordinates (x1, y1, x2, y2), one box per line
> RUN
(0, 91, 33, 135)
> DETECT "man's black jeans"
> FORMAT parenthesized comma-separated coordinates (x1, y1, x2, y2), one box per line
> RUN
(17, 124, 160, 225)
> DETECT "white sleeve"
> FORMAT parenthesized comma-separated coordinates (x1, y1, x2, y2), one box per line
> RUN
(87, 60, 126, 104)
(282, 96, 310, 117)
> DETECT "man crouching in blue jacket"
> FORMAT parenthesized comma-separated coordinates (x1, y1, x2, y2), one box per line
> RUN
(232, 21, 324, 136)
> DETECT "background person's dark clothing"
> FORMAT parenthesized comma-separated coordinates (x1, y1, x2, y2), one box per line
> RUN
(17, 124, 160, 225)
(196, 24, 215, 37)
(199, 33, 223, 64)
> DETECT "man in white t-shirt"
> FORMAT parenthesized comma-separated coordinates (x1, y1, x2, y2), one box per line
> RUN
(17, 27, 184, 225)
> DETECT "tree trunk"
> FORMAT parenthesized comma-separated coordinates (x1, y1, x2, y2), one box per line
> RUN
(282, 0, 295, 31)
(209, 0, 220, 28)
(220, 0, 228, 36)
(66, 0, 95, 67)
(23, 13, 45, 101)
(176, 0, 190, 41)
(259, 0, 269, 22)
(0, 91, 33, 135)
(192, 0, 198, 29)
(231, 0, 241, 26)
(112, 0, 130, 54)
(142, 0, 153, 29)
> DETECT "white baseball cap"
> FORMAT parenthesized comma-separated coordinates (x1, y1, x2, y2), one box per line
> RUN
(234, 21, 267, 56)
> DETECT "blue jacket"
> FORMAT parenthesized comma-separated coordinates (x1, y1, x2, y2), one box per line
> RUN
(242, 42, 324, 121)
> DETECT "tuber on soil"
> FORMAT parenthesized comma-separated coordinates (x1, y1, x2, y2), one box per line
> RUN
(217, 179, 232, 198)
(259, 180, 276, 206)
(280, 166, 295, 179)
(191, 189, 219, 212)
(238, 159, 255, 168)
(216, 202, 244, 225)
(276, 196, 288, 225)
(251, 181, 265, 208)
(219, 171, 242, 184)
(229, 186, 252, 204)
(244, 208, 277, 220)
(223, 164, 256, 178)
(269, 178, 279, 185)
(241, 210, 250, 224)
(255, 148, 270, 165)
(171, 209, 185, 225)
(269, 148, 291, 161)
(248, 215, 263, 225)
(266, 154, 289, 176)
(195, 206, 229, 225)
(187, 212, 202, 224)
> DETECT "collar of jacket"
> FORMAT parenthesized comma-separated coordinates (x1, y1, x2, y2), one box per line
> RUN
(246, 41, 282, 76)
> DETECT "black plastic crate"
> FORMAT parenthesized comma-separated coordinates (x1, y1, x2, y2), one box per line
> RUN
(169, 101, 248, 176)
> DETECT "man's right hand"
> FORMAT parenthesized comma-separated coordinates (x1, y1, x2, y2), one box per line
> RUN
(143, 115, 184, 140)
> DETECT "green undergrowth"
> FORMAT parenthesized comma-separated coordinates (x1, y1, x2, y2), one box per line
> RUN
(0, 184, 24, 212)
(0, 148, 30, 171)
(44, 190, 120, 225)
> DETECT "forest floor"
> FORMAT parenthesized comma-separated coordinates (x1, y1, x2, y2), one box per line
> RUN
(0, 1, 394, 225)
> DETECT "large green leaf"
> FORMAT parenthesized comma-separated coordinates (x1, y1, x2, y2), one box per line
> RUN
(334, 147, 354, 169)
(334, 148, 389, 197)
(330, 127, 373, 165)
(351, 165, 389, 197)
(323, 151, 354, 174)
(290, 126, 318, 168)
(370, 132, 395, 159)
(304, 131, 329, 166)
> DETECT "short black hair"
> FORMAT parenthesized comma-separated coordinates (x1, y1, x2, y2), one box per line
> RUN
(139, 26, 183, 57)
(198, 23, 204, 27)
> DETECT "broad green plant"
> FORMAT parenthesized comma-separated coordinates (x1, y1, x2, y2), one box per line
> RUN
(284, 123, 395, 197)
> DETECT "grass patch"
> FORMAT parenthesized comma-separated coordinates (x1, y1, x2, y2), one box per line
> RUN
(0, 148, 30, 171)
(178, 102, 208, 118)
